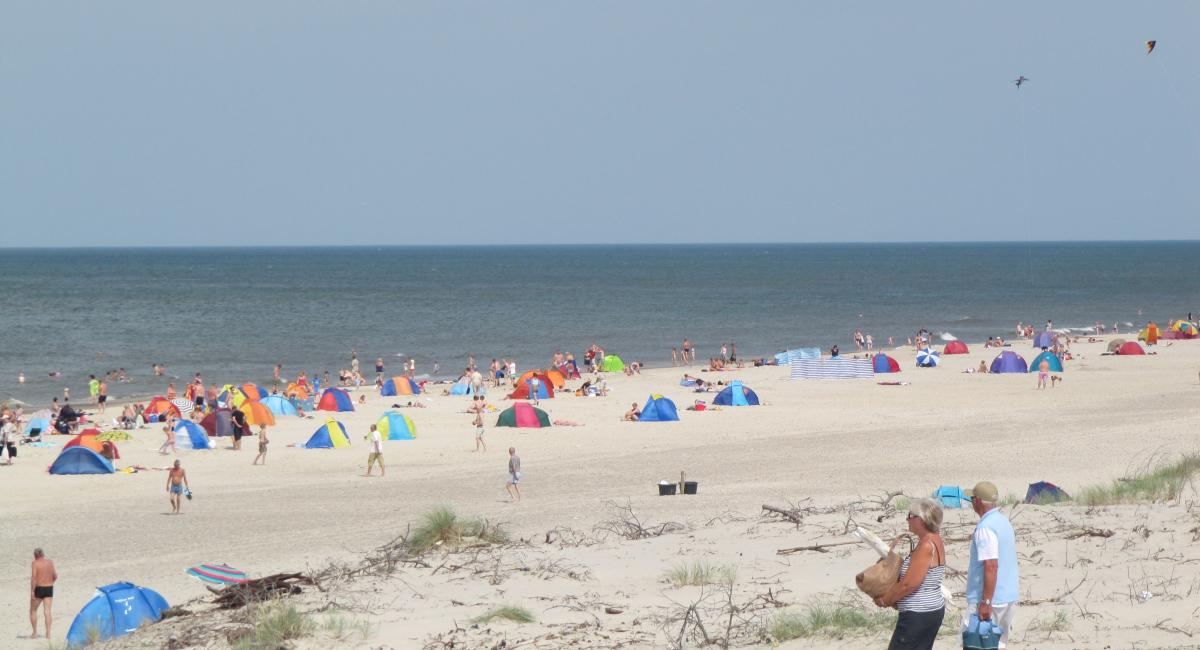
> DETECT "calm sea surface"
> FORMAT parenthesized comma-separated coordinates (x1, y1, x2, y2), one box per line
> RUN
(2, 243, 1197, 405)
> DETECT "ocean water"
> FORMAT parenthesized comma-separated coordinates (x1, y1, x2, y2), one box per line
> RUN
(2, 242, 1196, 406)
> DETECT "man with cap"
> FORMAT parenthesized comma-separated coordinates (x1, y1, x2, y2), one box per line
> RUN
(964, 481, 1019, 647)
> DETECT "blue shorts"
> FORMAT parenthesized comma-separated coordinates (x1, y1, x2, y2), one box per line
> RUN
(170, 484, 183, 495)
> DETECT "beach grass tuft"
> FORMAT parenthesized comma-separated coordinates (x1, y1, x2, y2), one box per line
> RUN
(663, 561, 736, 587)
(405, 505, 508, 554)
(1028, 609, 1071, 634)
(321, 612, 373, 642)
(1076, 453, 1200, 505)
(769, 599, 896, 641)
(472, 605, 536, 624)
(233, 601, 316, 650)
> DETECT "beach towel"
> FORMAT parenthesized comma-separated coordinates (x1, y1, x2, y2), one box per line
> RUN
(789, 357, 873, 380)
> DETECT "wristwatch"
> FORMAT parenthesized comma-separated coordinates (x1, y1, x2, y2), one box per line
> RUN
(982, 598, 992, 605)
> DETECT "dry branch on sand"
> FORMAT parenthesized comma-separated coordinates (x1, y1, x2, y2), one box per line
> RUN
(594, 500, 685, 540)
(209, 573, 320, 610)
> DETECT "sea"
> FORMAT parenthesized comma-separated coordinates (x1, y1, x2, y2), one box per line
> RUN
(2, 242, 1196, 406)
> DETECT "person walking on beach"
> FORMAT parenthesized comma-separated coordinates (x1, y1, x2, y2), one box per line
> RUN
(158, 419, 176, 455)
(875, 498, 946, 650)
(506, 447, 521, 502)
(167, 460, 189, 514)
(365, 424, 384, 477)
(682, 338, 693, 365)
(473, 410, 486, 452)
(2, 416, 17, 465)
(29, 548, 57, 639)
(529, 374, 541, 405)
(252, 425, 269, 465)
(964, 481, 1019, 648)
(1036, 358, 1050, 390)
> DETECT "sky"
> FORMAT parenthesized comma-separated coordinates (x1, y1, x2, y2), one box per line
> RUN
(1, 2, 1197, 246)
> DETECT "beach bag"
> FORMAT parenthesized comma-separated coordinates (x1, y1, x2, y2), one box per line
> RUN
(962, 614, 1002, 650)
(855, 536, 905, 598)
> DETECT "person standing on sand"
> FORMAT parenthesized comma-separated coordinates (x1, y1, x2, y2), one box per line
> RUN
(1, 416, 16, 465)
(30, 548, 57, 639)
(88, 375, 99, 406)
(506, 447, 521, 502)
(473, 410, 486, 452)
(167, 460, 189, 513)
(529, 374, 540, 405)
(230, 405, 247, 451)
(365, 424, 385, 477)
(874, 498, 945, 650)
(682, 338, 692, 365)
(158, 419, 176, 455)
(963, 481, 1019, 648)
(252, 425, 269, 465)
(97, 379, 108, 414)
(1037, 358, 1049, 390)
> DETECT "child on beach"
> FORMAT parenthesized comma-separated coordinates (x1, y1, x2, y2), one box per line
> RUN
(158, 419, 176, 455)
(365, 424, 384, 477)
(473, 410, 486, 452)
(1037, 359, 1050, 390)
(506, 447, 521, 502)
(252, 425, 269, 465)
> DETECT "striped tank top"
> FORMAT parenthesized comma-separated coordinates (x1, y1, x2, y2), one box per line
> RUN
(896, 549, 945, 613)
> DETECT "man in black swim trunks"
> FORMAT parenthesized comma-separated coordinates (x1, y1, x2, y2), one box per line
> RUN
(30, 547, 57, 639)
(231, 405, 247, 451)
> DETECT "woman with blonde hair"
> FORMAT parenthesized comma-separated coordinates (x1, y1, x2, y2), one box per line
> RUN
(875, 497, 946, 650)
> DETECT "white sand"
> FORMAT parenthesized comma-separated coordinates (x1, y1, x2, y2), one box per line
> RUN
(2, 338, 1198, 648)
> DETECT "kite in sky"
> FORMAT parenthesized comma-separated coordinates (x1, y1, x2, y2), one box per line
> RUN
(1146, 40, 1156, 54)
(1013, 76, 1029, 89)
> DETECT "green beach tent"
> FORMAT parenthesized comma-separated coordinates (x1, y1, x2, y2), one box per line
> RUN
(601, 355, 625, 372)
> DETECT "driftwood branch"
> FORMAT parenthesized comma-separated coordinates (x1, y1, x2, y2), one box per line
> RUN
(208, 573, 318, 609)
(761, 504, 804, 524)
(776, 540, 861, 555)
(1064, 527, 1114, 540)
(1020, 573, 1087, 606)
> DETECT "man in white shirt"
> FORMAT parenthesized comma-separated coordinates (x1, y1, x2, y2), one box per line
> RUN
(365, 424, 385, 477)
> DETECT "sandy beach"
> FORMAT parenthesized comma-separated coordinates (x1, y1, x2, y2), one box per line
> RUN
(3, 337, 1199, 649)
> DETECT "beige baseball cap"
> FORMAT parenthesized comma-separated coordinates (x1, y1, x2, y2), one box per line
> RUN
(965, 481, 999, 503)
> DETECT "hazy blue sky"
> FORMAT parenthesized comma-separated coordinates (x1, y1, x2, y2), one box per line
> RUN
(2, 2, 1197, 245)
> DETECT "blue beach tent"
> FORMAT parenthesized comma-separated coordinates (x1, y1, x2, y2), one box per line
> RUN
(932, 485, 969, 509)
(449, 378, 477, 396)
(380, 376, 421, 397)
(262, 394, 299, 416)
(1025, 481, 1070, 504)
(24, 417, 51, 436)
(302, 419, 351, 449)
(66, 582, 170, 647)
(49, 447, 115, 475)
(1032, 331, 1055, 349)
(172, 420, 213, 450)
(713, 381, 759, 406)
(1029, 351, 1064, 373)
(639, 395, 680, 422)
(377, 411, 417, 440)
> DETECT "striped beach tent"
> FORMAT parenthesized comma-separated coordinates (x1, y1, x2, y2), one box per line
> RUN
(789, 357, 873, 380)
(186, 564, 248, 586)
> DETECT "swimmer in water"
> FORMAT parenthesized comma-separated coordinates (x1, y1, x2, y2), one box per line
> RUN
(18, 372, 25, 384)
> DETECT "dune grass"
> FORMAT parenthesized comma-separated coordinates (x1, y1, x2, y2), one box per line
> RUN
(1076, 453, 1200, 505)
(321, 612, 373, 642)
(662, 561, 737, 587)
(405, 505, 509, 554)
(472, 605, 536, 624)
(769, 600, 896, 642)
(233, 601, 316, 650)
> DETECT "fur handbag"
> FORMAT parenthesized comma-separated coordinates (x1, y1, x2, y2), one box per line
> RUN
(855, 536, 907, 598)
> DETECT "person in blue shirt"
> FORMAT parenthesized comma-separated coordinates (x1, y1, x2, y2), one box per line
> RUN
(964, 481, 1020, 648)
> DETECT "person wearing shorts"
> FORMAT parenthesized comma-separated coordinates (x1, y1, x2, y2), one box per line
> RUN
(30, 548, 57, 639)
(253, 425, 269, 465)
(97, 380, 108, 413)
(166, 460, 188, 514)
(231, 407, 247, 451)
(505, 447, 521, 502)
(473, 411, 486, 452)
(1, 417, 16, 465)
(365, 424, 385, 477)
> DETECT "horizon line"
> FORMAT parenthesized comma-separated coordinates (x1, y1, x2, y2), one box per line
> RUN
(2, 239, 1199, 251)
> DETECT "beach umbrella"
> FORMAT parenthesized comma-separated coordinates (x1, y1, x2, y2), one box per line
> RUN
(186, 563, 248, 586)
(1172, 321, 1198, 337)
(240, 401, 276, 427)
(916, 348, 940, 367)
(171, 398, 194, 414)
(1106, 338, 1127, 353)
